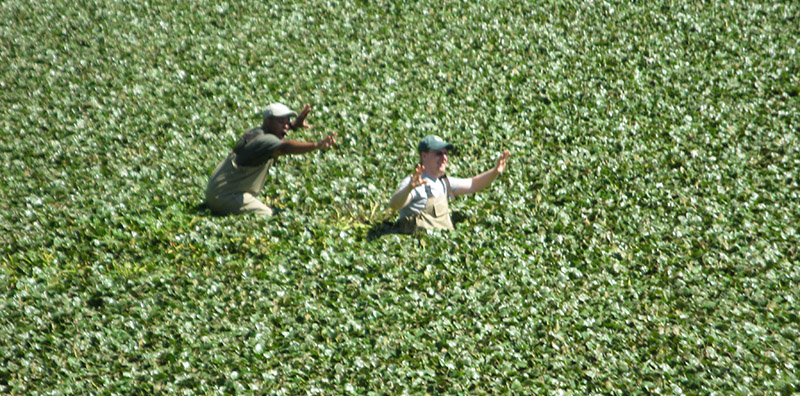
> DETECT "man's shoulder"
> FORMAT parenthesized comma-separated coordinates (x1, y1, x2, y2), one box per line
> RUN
(248, 132, 283, 150)
(397, 175, 412, 188)
(241, 127, 265, 141)
(444, 175, 470, 191)
(250, 130, 280, 142)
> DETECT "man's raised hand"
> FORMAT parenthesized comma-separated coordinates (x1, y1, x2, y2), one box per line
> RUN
(410, 163, 428, 189)
(496, 150, 511, 174)
(292, 104, 312, 130)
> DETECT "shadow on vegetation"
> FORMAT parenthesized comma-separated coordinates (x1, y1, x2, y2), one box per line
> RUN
(188, 202, 288, 218)
(189, 202, 215, 217)
(365, 220, 406, 241)
(363, 210, 469, 241)
(451, 210, 469, 226)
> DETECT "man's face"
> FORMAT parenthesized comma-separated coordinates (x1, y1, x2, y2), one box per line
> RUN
(421, 148, 448, 176)
(264, 116, 292, 139)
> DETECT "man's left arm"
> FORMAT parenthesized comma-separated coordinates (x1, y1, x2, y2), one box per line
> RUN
(274, 132, 337, 157)
(456, 150, 511, 196)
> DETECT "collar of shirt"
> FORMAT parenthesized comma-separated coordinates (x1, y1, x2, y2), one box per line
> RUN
(421, 174, 447, 182)
(418, 174, 447, 195)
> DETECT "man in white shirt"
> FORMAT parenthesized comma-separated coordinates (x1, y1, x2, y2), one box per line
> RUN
(389, 135, 510, 232)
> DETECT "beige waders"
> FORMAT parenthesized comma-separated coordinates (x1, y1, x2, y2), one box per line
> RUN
(397, 177, 455, 233)
(206, 155, 276, 216)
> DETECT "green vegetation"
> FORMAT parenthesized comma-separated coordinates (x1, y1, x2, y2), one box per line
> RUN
(2, 0, 798, 394)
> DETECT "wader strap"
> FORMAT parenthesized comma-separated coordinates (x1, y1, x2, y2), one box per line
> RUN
(441, 176, 455, 201)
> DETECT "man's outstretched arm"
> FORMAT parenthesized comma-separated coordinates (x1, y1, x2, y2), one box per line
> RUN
(456, 150, 511, 196)
(274, 132, 337, 157)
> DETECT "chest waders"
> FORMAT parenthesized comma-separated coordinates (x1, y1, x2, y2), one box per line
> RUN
(205, 156, 276, 216)
(398, 176, 455, 233)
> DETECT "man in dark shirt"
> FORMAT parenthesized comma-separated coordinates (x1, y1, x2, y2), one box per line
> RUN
(205, 103, 336, 216)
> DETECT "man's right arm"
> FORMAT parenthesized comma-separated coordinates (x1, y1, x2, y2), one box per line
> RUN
(389, 163, 428, 211)
(389, 181, 414, 211)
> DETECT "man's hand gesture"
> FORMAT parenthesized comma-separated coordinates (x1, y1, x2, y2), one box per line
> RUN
(317, 132, 337, 150)
(291, 104, 312, 130)
(495, 150, 511, 174)
(410, 163, 428, 188)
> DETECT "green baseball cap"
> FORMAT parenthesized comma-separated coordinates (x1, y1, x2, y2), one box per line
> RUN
(418, 135, 455, 153)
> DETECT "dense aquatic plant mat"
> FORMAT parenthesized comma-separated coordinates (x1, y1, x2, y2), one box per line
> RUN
(1, 0, 798, 394)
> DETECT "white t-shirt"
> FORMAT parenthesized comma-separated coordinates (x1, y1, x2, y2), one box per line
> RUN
(397, 174, 470, 219)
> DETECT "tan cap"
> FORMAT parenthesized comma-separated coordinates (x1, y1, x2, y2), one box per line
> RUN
(262, 103, 297, 119)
